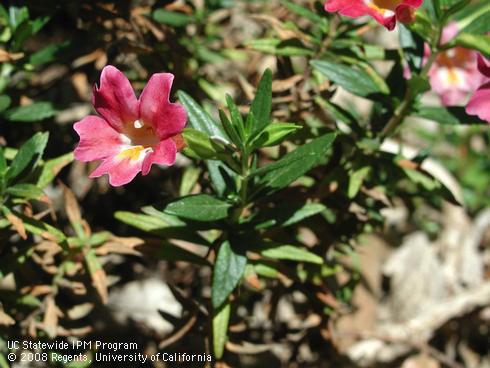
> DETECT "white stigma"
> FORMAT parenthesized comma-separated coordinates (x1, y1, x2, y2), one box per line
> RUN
(134, 120, 144, 129)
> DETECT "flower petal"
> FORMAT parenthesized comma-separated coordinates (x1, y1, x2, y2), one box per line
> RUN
(477, 55, 490, 78)
(138, 73, 187, 140)
(141, 138, 177, 176)
(92, 65, 138, 131)
(73, 116, 123, 162)
(440, 22, 459, 44)
(324, 0, 422, 30)
(89, 154, 145, 187)
(466, 82, 490, 123)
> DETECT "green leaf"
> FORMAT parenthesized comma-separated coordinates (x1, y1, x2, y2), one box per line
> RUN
(6, 132, 49, 183)
(29, 40, 70, 65)
(0, 95, 11, 113)
(433, 0, 442, 19)
(212, 240, 247, 308)
(219, 109, 242, 148)
(251, 133, 336, 194)
(4, 102, 57, 122)
(207, 160, 237, 197)
(115, 210, 210, 245)
(164, 194, 232, 222)
(30, 15, 50, 34)
(213, 301, 231, 359)
(407, 75, 431, 97)
(36, 152, 74, 188)
(441, 0, 470, 23)
(252, 202, 326, 229)
(152, 9, 194, 27)
(413, 105, 488, 125)
(6, 183, 45, 200)
(246, 38, 314, 57)
(348, 167, 371, 198)
(281, 0, 328, 30)
(179, 166, 201, 196)
(399, 24, 425, 73)
(18, 214, 66, 243)
(182, 128, 223, 159)
(403, 168, 440, 191)
(156, 242, 210, 266)
(249, 122, 301, 149)
(115, 211, 183, 231)
(457, 2, 490, 34)
(311, 59, 387, 97)
(0, 147, 6, 177)
(250, 69, 273, 135)
(177, 91, 228, 140)
(450, 33, 490, 58)
(260, 244, 323, 264)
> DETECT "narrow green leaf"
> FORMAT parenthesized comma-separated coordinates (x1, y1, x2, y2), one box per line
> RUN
(152, 9, 194, 27)
(348, 167, 371, 198)
(0, 95, 11, 113)
(246, 38, 314, 57)
(177, 91, 228, 140)
(4, 102, 57, 122)
(179, 166, 201, 196)
(212, 240, 247, 308)
(182, 128, 223, 159)
(36, 152, 74, 188)
(311, 59, 387, 97)
(252, 202, 326, 229)
(250, 69, 272, 135)
(164, 194, 232, 222)
(250, 122, 301, 149)
(6, 183, 45, 200)
(399, 24, 425, 73)
(29, 40, 70, 65)
(206, 160, 237, 197)
(156, 242, 210, 266)
(413, 105, 487, 125)
(457, 2, 490, 34)
(282, 0, 328, 29)
(251, 133, 336, 194)
(213, 301, 231, 359)
(219, 109, 242, 148)
(115, 210, 210, 245)
(6, 132, 49, 183)
(18, 214, 66, 243)
(260, 244, 323, 264)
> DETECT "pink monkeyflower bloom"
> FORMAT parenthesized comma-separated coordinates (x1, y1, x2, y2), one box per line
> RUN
(466, 55, 490, 123)
(74, 66, 187, 186)
(427, 23, 487, 106)
(324, 0, 423, 31)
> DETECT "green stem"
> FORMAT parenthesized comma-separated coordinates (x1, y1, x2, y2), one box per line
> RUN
(239, 152, 249, 205)
(380, 26, 443, 139)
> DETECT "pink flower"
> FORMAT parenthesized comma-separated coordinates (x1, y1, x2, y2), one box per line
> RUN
(324, 0, 423, 31)
(74, 66, 187, 186)
(466, 55, 490, 123)
(427, 23, 486, 106)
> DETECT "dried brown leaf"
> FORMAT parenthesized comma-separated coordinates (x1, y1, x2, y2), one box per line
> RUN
(6, 212, 27, 239)
(67, 303, 94, 320)
(43, 296, 61, 338)
(62, 183, 82, 225)
(21, 285, 52, 297)
(0, 308, 15, 326)
(0, 48, 24, 62)
(272, 75, 303, 92)
(99, 236, 144, 254)
(91, 268, 109, 304)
